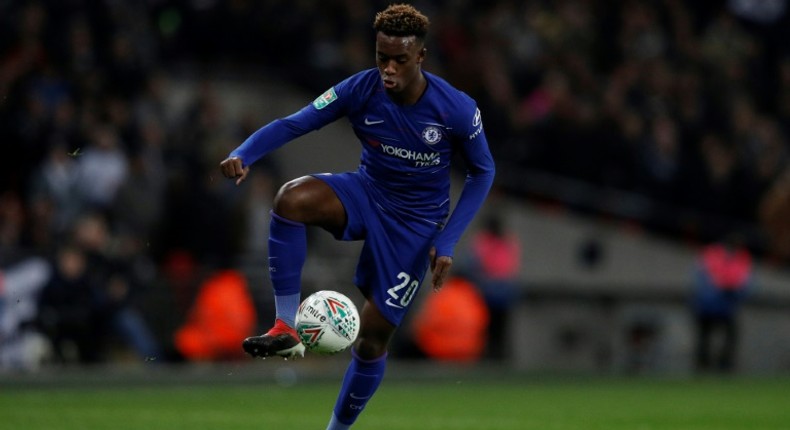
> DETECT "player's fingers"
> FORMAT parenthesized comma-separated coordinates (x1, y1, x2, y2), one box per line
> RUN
(432, 267, 446, 291)
(235, 166, 250, 186)
(431, 272, 442, 291)
(432, 257, 452, 291)
(220, 158, 234, 178)
(428, 247, 437, 271)
(231, 159, 245, 177)
(220, 157, 244, 178)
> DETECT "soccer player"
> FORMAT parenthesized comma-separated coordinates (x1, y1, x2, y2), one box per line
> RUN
(219, 4, 495, 429)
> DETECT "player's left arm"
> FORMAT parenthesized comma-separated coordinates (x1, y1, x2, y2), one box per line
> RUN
(431, 106, 495, 291)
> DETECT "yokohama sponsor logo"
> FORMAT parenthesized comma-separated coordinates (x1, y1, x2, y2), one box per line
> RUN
(380, 144, 440, 166)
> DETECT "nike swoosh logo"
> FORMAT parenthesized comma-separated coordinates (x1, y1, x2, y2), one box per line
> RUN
(385, 298, 404, 309)
(364, 118, 384, 125)
(350, 393, 371, 400)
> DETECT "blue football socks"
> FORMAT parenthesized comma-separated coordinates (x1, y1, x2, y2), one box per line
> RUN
(268, 211, 307, 328)
(327, 350, 387, 429)
(273, 293, 301, 328)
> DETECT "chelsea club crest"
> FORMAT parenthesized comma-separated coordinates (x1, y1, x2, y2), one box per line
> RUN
(421, 126, 442, 144)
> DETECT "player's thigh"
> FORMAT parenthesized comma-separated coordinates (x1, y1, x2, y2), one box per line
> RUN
(273, 175, 346, 230)
(356, 213, 439, 327)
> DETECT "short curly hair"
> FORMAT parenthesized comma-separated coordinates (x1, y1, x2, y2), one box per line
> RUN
(373, 4, 430, 40)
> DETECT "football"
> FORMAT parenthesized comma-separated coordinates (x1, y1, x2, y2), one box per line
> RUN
(295, 290, 360, 354)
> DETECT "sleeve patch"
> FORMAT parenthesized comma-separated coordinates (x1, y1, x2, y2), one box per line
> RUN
(468, 107, 483, 140)
(472, 108, 481, 127)
(312, 87, 338, 110)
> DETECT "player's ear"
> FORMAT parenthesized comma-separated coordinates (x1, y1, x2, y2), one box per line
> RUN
(417, 47, 427, 63)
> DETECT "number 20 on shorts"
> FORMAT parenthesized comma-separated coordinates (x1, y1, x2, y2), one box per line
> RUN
(386, 272, 419, 309)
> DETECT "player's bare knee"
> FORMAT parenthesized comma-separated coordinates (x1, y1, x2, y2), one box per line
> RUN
(273, 178, 313, 220)
(354, 336, 388, 360)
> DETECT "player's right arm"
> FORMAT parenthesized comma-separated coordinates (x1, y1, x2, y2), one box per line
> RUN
(219, 157, 250, 185)
(230, 103, 340, 164)
(221, 75, 361, 184)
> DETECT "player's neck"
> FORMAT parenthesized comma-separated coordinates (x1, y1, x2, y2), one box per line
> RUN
(388, 72, 427, 106)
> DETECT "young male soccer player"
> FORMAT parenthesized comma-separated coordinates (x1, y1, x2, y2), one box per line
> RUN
(220, 4, 495, 428)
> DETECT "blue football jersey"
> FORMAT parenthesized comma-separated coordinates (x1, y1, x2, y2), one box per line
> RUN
(230, 68, 495, 257)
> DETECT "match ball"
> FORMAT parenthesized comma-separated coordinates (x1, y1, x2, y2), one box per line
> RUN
(295, 290, 359, 355)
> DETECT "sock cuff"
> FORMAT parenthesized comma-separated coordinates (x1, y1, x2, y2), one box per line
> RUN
(270, 210, 305, 228)
(329, 412, 353, 428)
(273, 293, 301, 328)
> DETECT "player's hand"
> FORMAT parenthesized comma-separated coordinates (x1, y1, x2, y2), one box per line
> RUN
(429, 247, 452, 292)
(219, 156, 250, 185)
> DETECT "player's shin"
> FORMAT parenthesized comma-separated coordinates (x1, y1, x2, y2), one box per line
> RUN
(328, 350, 387, 429)
(268, 211, 307, 328)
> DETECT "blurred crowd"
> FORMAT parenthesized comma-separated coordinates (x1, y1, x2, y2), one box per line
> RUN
(462, 0, 790, 257)
(1, 0, 789, 369)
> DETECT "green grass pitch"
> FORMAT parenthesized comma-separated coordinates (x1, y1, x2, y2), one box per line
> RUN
(2, 374, 788, 429)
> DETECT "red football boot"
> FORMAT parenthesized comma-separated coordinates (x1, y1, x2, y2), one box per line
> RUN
(242, 319, 305, 358)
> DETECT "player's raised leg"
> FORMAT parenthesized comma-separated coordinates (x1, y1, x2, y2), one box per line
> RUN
(242, 211, 307, 358)
(327, 300, 395, 429)
(243, 177, 347, 358)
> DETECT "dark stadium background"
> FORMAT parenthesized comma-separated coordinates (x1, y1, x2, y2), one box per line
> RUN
(1, 0, 789, 375)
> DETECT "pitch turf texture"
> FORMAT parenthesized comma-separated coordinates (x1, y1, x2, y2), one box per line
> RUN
(3, 370, 788, 430)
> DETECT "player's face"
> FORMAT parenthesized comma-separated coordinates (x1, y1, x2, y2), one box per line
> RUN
(375, 32, 425, 96)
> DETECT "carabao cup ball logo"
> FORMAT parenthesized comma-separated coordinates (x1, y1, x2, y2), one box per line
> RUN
(421, 126, 442, 144)
(298, 323, 325, 346)
(324, 295, 358, 340)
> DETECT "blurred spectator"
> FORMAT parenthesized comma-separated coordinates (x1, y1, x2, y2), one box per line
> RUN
(465, 214, 522, 360)
(75, 125, 129, 209)
(728, 0, 786, 25)
(691, 235, 754, 373)
(173, 269, 256, 361)
(0, 256, 51, 371)
(688, 131, 752, 237)
(111, 134, 167, 239)
(62, 212, 161, 363)
(37, 243, 101, 363)
(637, 114, 683, 205)
(28, 143, 81, 238)
(411, 276, 489, 363)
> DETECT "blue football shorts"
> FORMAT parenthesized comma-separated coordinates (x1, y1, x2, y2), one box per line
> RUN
(313, 172, 442, 327)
